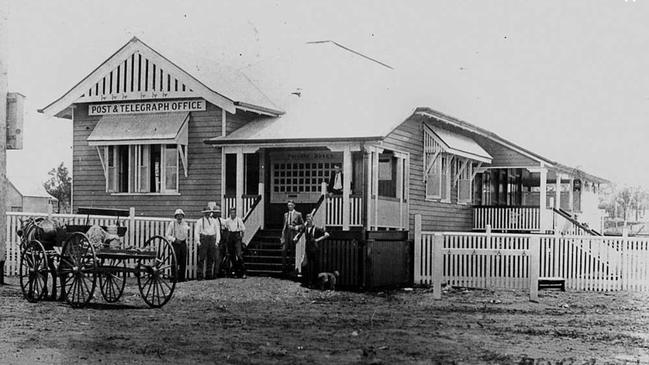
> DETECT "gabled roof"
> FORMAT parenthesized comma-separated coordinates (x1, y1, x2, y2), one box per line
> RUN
(39, 37, 283, 118)
(7, 175, 57, 200)
(414, 107, 609, 184)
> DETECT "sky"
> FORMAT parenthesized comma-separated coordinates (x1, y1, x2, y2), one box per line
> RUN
(5, 0, 649, 188)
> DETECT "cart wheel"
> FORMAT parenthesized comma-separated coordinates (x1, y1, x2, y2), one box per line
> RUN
(137, 236, 177, 308)
(59, 233, 97, 308)
(99, 258, 126, 303)
(19, 240, 49, 302)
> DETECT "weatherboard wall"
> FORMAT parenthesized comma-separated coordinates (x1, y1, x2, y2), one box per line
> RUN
(381, 115, 544, 234)
(382, 118, 473, 233)
(71, 100, 249, 218)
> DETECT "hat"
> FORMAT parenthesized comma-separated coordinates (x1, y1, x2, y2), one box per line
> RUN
(201, 205, 221, 213)
(174, 209, 185, 217)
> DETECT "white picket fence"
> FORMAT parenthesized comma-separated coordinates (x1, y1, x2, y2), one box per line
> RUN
(415, 217, 649, 296)
(3, 211, 203, 279)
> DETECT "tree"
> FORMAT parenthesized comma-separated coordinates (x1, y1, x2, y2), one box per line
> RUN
(600, 185, 649, 222)
(43, 162, 71, 213)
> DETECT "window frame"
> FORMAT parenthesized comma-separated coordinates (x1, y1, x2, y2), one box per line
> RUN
(102, 143, 180, 195)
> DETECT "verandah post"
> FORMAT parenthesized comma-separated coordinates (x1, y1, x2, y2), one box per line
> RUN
(342, 146, 351, 231)
(414, 214, 422, 284)
(235, 149, 244, 218)
(321, 181, 328, 227)
(529, 235, 540, 301)
(432, 232, 444, 300)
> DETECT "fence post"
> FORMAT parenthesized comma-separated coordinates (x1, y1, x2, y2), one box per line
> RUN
(529, 235, 540, 302)
(128, 207, 135, 247)
(414, 214, 422, 284)
(433, 232, 444, 300)
(621, 230, 627, 290)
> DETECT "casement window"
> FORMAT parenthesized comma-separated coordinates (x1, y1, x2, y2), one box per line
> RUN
(88, 111, 189, 195)
(455, 158, 473, 204)
(103, 144, 179, 194)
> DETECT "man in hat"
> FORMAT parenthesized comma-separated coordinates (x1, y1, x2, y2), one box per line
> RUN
(194, 205, 222, 280)
(166, 208, 190, 282)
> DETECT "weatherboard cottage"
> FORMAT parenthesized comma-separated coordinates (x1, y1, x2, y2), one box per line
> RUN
(39, 38, 607, 277)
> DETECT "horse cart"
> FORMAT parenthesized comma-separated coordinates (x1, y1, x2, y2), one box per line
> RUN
(18, 207, 177, 308)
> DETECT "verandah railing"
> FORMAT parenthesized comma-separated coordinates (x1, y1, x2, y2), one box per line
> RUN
(473, 206, 541, 231)
(325, 195, 363, 227)
(223, 195, 258, 217)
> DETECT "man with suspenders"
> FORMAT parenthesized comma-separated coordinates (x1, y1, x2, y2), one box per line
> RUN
(194, 205, 222, 280)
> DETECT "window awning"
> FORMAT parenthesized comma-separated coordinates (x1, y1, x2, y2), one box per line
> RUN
(87, 112, 189, 146)
(425, 122, 492, 163)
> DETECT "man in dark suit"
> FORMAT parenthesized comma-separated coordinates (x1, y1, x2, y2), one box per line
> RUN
(327, 164, 343, 195)
(303, 213, 329, 288)
(280, 200, 304, 272)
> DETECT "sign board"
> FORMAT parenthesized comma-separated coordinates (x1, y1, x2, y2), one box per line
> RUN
(88, 99, 206, 116)
(6, 92, 24, 150)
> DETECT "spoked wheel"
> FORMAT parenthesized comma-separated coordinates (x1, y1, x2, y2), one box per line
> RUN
(137, 236, 177, 308)
(19, 240, 49, 302)
(59, 233, 98, 308)
(99, 258, 127, 303)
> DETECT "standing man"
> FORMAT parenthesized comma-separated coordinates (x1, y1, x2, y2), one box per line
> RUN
(328, 164, 343, 195)
(224, 208, 246, 279)
(211, 207, 226, 277)
(303, 213, 329, 288)
(166, 209, 190, 282)
(194, 205, 221, 280)
(280, 200, 304, 272)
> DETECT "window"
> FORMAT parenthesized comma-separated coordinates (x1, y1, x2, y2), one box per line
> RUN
(456, 159, 472, 204)
(423, 125, 486, 204)
(426, 154, 452, 201)
(378, 153, 397, 198)
(271, 161, 336, 194)
(104, 144, 179, 193)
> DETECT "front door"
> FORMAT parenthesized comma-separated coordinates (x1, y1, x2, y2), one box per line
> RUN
(265, 149, 342, 228)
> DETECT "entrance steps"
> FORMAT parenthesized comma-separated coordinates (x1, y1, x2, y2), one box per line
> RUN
(244, 229, 293, 277)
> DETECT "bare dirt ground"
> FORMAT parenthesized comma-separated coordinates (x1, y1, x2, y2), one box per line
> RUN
(1, 276, 649, 365)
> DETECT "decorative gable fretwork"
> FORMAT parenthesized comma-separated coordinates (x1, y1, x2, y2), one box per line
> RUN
(79, 51, 195, 103)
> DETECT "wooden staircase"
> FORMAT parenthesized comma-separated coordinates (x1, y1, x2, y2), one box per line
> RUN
(244, 228, 292, 277)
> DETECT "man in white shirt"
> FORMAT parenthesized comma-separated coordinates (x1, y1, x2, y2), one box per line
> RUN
(194, 205, 222, 280)
(328, 164, 343, 195)
(224, 208, 246, 278)
(166, 209, 190, 282)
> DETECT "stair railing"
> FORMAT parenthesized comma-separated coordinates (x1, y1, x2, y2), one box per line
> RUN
(242, 195, 263, 246)
(552, 208, 602, 236)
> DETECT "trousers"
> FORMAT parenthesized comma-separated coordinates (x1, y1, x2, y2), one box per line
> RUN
(305, 243, 320, 286)
(226, 232, 246, 277)
(171, 239, 187, 281)
(197, 234, 217, 279)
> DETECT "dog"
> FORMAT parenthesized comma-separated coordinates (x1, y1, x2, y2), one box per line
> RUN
(317, 270, 340, 291)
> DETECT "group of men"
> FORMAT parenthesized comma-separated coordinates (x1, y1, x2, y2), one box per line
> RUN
(164, 164, 342, 285)
(166, 205, 246, 282)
